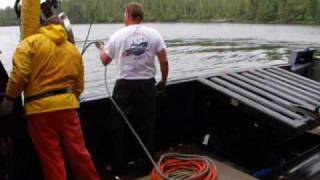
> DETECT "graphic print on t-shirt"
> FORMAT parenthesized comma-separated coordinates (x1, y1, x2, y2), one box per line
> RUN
(123, 33, 150, 57)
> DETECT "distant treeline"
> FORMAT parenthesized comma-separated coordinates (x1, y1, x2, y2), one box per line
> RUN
(0, 7, 18, 26)
(1, 0, 320, 26)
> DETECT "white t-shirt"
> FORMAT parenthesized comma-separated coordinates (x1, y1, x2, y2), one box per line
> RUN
(104, 24, 166, 80)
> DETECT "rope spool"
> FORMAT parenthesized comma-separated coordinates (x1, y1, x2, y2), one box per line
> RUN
(151, 153, 218, 180)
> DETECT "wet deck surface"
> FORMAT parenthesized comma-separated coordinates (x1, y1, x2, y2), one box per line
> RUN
(134, 145, 257, 180)
(116, 124, 317, 180)
(114, 125, 320, 180)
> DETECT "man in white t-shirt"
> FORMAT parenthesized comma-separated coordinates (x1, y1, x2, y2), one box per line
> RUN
(96, 2, 169, 175)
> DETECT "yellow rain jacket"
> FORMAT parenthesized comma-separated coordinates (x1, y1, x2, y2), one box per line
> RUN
(6, 24, 84, 115)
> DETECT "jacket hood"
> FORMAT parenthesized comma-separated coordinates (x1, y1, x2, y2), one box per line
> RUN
(40, 24, 68, 45)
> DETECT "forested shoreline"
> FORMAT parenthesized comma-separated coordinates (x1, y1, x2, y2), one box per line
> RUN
(1, 0, 320, 26)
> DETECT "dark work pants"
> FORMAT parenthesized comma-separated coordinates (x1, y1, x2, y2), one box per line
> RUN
(110, 78, 156, 173)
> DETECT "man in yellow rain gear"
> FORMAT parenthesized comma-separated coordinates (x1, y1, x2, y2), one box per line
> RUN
(0, 16, 100, 180)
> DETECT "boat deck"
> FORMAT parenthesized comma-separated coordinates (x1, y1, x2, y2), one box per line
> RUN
(117, 145, 259, 180)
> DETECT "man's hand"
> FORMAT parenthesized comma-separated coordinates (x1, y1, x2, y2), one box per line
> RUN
(156, 80, 166, 91)
(157, 50, 168, 91)
(96, 42, 112, 66)
(95, 41, 105, 50)
(0, 97, 14, 116)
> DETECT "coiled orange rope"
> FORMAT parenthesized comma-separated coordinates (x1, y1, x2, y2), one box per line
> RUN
(150, 153, 218, 180)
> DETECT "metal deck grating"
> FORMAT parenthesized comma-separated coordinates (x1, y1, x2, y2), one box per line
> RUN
(198, 66, 320, 131)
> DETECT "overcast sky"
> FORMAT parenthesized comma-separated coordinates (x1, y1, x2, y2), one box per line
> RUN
(0, 0, 15, 9)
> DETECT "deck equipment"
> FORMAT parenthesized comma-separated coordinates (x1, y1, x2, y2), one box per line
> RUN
(198, 66, 320, 134)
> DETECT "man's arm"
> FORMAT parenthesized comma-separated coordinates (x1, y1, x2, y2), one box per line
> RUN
(6, 40, 33, 99)
(157, 49, 169, 84)
(73, 56, 84, 99)
(1, 40, 33, 115)
(96, 42, 112, 66)
(99, 47, 112, 66)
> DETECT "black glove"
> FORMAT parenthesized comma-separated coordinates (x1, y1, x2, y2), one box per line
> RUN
(156, 80, 166, 91)
(0, 97, 14, 116)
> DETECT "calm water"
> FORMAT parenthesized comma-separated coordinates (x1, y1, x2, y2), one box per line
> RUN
(1, 23, 320, 101)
